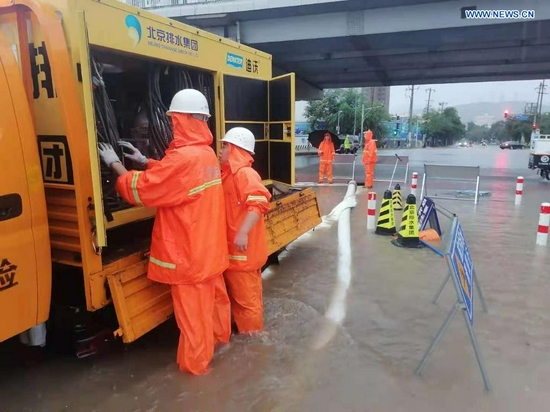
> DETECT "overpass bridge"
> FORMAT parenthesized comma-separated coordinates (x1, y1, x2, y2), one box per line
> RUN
(126, 0, 550, 99)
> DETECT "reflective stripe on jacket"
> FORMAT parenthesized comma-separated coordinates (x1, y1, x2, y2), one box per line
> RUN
(116, 113, 229, 285)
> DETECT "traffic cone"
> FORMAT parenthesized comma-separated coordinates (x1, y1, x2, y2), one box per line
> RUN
(392, 184, 403, 211)
(375, 190, 396, 236)
(391, 194, 421, 248)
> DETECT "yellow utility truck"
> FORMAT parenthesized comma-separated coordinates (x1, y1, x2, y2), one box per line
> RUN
(0, 0, 321, 354)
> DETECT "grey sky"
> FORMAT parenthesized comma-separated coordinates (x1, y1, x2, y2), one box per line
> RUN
(296, 79, 545, 121)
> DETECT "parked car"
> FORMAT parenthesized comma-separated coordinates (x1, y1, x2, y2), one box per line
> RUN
(500, 141, 525, 150)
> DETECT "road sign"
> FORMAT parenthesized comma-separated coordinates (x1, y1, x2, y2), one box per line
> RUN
(448, 221, 475, 324)
(516, 115, 529, 121)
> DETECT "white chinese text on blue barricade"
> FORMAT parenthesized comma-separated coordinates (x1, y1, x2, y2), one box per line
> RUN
(418, 197, 441, 234)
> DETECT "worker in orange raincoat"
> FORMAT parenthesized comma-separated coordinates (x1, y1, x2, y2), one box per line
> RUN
(318, 133, 336, 184)
(98, 89, 231, 375)
(219, 127, 272, 333)
(362, 129, 378, 188)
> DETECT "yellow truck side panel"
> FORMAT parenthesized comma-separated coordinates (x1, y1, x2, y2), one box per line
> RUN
(0, 27, 51, 341)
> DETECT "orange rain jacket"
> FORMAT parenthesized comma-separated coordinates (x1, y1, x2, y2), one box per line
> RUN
(362, 130, 378, 164)
(116, 113, 229, 285)
(221, 144, 272, 271)
(318, 137, 336, 163)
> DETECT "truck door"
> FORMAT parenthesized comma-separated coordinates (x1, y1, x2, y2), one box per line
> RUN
(0, 30, 50, 342)
(269, 73, 295, 186)
(221, 73, 269, 180)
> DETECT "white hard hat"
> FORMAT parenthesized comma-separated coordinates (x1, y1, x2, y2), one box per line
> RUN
(167, 89, 210, 117)
(221, 127, 255, 154)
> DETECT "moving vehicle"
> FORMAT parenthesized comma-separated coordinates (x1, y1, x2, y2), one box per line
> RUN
(0, 0, 321, 353)
(337, 135, 360, 154)
(500, 141, 525, 149)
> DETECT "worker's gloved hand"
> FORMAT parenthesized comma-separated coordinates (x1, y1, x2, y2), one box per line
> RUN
(98, 142, 121, 167)
(118, 141, 148, 169)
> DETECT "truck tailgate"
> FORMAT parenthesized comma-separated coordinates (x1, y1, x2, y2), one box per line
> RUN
(107, 259, 172, 344)
(265, 188, 321, 255)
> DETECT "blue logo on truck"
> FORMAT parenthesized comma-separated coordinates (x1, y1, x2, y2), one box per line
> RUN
(125, 15, 142, 45)
(226, 53, 244, 69)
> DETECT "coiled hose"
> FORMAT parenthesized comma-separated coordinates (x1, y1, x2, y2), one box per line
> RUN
(91, 56, 125, 214)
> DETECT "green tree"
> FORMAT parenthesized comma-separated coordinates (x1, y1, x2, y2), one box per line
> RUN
(505, 118, 532, 142)
(489, 120, 507, 141)
(465, 122, 490, 142)
(422, 107, 465, 146)
(304, 89, 389, 139)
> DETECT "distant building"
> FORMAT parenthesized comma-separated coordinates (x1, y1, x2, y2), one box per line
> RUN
(474, 113, 495, 127)
(361, 87, 390, 110)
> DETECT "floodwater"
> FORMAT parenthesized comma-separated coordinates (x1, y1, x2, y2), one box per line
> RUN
(2, 147, 550, 411)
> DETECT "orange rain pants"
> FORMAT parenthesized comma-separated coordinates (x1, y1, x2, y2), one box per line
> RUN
(319, 161, 334, 183)
(171, 275, 231, 375)
(364, 163, 376, 188)
(224, 269, 263, 332)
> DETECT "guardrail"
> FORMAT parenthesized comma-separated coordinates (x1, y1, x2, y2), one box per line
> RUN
(374, 155, 409, 184)
(420, 164, 481, 204)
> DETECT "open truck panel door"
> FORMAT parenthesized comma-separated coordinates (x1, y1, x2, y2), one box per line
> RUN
(221, 73, 269, 179)
(268, 73, 295, 186)
(0, 28, 50, 342)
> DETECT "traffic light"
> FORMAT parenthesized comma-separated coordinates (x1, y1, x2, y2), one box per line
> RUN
(504, 110, 509, 119)
(393, 129, 398, 136)
(533, 123, 538, 130)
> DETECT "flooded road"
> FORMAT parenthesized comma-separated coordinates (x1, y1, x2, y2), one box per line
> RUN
(2, 146, 550, 411)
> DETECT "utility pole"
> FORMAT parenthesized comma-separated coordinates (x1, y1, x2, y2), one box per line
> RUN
(534, 80, 547, 129)
(438, 102, 447, 113)
(360, 103, 365, 143)
(406, 85, 419, 147)
(353, 94, 359, 136)
(425, 88, 436, 114)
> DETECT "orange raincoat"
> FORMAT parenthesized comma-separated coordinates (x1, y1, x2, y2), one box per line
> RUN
(222, 144, 271, 332)
(318, 135, 336, 183)
(362, 130, 378, 188)
(116, 113, 231, 375)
